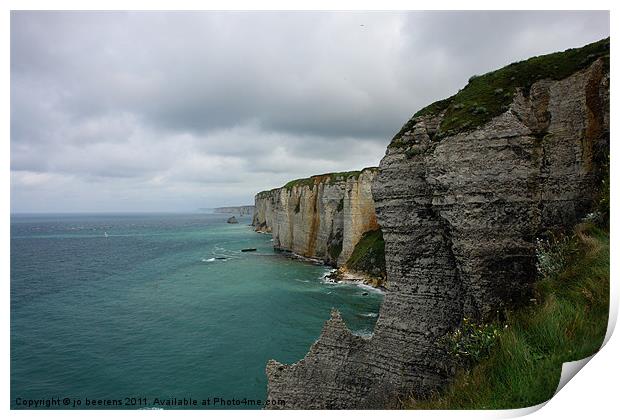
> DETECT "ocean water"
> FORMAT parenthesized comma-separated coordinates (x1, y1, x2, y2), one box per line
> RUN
(10, 213, 383, 409)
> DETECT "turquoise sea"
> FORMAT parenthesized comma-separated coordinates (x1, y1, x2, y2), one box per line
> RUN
(10, 213, 383, 409)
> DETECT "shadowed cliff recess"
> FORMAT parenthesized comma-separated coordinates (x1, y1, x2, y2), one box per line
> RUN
(263, 38, 610, 409)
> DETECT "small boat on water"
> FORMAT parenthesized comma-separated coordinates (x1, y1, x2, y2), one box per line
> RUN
(241, 248, 257, 252)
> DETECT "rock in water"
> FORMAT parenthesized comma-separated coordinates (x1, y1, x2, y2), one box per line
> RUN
(226, 216, 238, 224)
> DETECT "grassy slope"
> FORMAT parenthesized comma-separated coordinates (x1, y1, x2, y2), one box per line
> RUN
(345, 228, 386, 285)
(408, 223, 609, 409)
(392, 37, 610, 143)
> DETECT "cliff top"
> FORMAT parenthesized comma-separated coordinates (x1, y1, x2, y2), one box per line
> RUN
(391, 37, 609, 144)
(256, 166, 379, 197)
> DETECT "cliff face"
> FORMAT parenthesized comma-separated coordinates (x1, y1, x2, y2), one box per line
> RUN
(253, 168, 379, 266)
(265, 40, 609, 408)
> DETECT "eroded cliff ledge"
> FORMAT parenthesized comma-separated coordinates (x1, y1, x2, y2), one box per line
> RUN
(253, 168, 380, 268)
(265, 39, 609, 409)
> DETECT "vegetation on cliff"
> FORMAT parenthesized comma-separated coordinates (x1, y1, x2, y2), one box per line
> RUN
(256, 188, 280, 199)
(392, 37, 610, 144)
(345, 228, 386, 284)
(283, 171, 361, 190)
(256, 167, 380, 196)
(408, 221, 609, 409)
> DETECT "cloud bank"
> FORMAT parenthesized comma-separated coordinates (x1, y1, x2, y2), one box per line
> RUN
(11, 11, 609, 212)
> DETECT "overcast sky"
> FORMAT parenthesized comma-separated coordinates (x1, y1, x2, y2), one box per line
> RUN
(10, 11, 609, 213)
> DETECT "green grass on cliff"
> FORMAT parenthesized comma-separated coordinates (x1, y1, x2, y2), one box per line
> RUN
(282, 168, 379, 190)
(345, 228, 386, 284)
(256, 188, 280, 199)
(392, 37, 610, 143)
(257, 168, 379, 196)
(283, 171, 361, 189)
(407, 222, 609, 409)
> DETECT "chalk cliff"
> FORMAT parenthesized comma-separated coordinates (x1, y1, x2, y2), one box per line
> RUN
(265, 39, 609, 408)
(253, 168, 379, 267)
(213, 205, 255, 216)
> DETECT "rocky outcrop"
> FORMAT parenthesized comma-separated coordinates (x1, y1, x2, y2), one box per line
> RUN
(253, 168, 379, 266)
(226, 216, 238, 224)
(214, 205, 255, 216)
(265, 39, 609, 409)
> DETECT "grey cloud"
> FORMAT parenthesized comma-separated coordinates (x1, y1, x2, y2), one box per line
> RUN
(10, 11, 609, 212)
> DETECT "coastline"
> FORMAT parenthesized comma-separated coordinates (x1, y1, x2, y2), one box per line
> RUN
(253, 227, 386, 292)
(322, 267, 386, 293)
